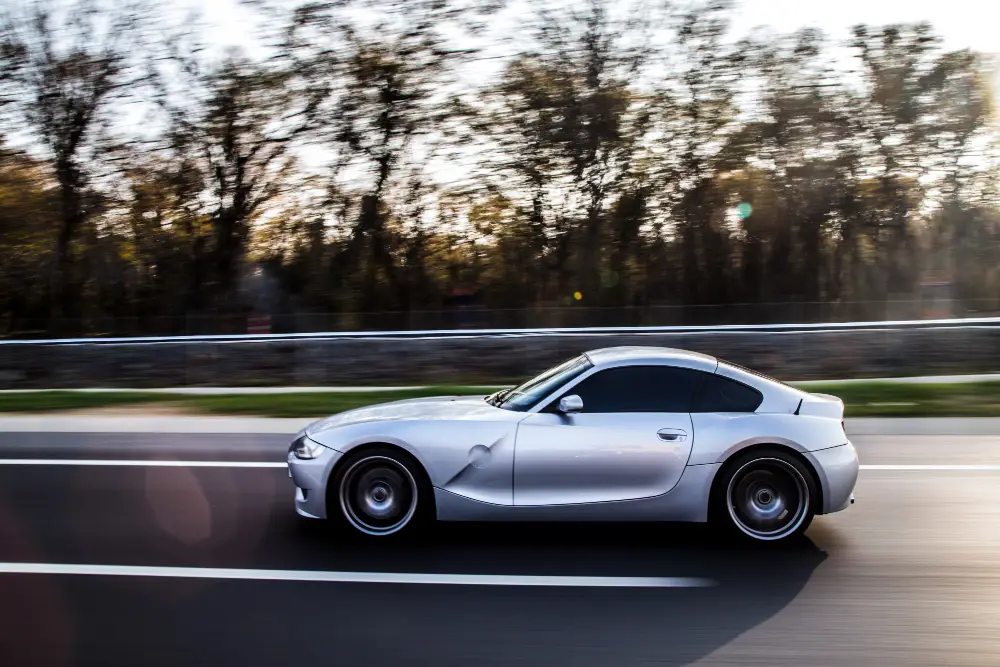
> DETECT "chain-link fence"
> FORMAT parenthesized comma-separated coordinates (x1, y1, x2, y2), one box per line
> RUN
(2, 319, 999, 388)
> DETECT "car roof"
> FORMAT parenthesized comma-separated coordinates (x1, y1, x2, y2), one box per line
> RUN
(584, 346, 718, 372)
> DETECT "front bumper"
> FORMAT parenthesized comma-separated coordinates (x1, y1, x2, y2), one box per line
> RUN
(287, 440, 343, 519)
(804, 441, 859, 514)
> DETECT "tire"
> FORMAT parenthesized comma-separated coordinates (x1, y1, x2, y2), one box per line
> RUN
(712, 448, 817, 543)
(330, 446, 433, 538)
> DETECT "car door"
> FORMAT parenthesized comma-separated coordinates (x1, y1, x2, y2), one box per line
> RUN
(513, 364, 702, 506)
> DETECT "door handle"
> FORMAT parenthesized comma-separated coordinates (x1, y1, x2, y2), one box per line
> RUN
(657, 428, 687, 442)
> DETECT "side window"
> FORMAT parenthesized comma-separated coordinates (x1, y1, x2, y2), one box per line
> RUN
(692, 373, 763, 413)
(548, 365, 704, 413)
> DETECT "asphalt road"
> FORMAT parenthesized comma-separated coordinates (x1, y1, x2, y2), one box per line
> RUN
(1, 425, 1000, 666)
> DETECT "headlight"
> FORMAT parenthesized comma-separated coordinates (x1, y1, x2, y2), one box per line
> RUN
(291, 436, 326, 460)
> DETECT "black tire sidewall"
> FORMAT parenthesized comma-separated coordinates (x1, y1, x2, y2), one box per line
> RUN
(328, 445, 434, 539)
(712, 448, 818, 543)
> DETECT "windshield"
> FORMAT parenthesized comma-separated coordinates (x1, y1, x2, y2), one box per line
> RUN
(488, 355, 592, 412)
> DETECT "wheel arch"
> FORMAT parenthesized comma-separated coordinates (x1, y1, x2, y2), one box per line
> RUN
(325, 441, 437, 522)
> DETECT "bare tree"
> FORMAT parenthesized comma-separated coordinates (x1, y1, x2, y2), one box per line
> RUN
(287, 0, 487, 312)
(0, 0, 148, 321)
(151, 41, 326, 312)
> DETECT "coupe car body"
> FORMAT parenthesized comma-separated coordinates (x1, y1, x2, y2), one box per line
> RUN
(288, 346, 858, 541)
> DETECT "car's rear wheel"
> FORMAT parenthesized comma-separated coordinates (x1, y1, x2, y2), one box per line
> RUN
(333, 447, 430, 537)
(714, 449, 816, 542)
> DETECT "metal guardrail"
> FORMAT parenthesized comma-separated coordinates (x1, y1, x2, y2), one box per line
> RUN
(3, 316, 1000, 346)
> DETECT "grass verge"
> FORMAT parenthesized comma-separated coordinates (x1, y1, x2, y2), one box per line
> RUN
(2, 381, 1000, 417)
(0, 391, 170, 413)
(179, 388, 496, 417)
(0, 387, 496, 418)
(793, 381, 1000, 417)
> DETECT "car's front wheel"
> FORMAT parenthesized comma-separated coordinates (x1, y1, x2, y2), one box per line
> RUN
(713, 449, 816, 542)
(333, 447, 431, 537)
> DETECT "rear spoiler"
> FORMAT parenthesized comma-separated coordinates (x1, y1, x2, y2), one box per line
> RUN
(794, 393, 844, 420)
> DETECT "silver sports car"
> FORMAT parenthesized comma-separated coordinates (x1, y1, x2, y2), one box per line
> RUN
(288, 346, 858, 542)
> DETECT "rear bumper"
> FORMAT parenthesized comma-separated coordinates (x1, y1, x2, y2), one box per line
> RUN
(804, 442, 859, 514)
(287, 443, 343, 519)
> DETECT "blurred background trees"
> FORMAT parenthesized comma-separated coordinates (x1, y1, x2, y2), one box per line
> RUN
(0, 0, 997, 335)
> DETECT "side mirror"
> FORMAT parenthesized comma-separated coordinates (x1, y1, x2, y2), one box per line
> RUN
(558, 394, 583, 414)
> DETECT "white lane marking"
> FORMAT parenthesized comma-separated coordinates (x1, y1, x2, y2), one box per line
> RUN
(0, 416, 311, 433)
(0, 562, 714, 588)
(0, 459, 285, 468)
(860, 464, 1000, 471)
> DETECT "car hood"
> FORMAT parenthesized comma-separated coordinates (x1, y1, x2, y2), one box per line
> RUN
(305, 395, 498, 435)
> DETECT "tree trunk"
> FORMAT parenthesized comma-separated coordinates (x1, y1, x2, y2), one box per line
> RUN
(579, 205, 603, 305)
(801, 214, 822, 303)
(50, 157, 86, 327)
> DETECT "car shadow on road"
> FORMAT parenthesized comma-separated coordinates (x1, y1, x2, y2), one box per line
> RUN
(279, 519, 831, 667)
(12, 513, 832, 667)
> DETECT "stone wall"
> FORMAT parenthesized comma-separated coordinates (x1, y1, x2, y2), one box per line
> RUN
(1, 324, 997, 388)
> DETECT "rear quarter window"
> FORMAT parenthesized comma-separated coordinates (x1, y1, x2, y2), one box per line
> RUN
(692, 374, 763, 413)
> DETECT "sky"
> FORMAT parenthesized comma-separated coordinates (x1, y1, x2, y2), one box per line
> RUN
(162, 0, 1000, 193)
(184, 0, 1000, 120)
(188, 0, 1000, 55)
(733, 0, 999, 53)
